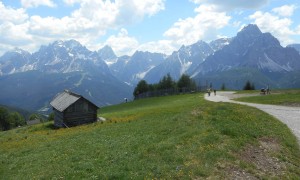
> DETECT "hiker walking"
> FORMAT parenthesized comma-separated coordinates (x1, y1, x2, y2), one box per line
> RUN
(214, 89, 216, 96)
(207, 88, 211, 96)
(266, 85, 270, 94)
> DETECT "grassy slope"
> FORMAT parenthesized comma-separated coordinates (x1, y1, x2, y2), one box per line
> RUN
(235, 89, 300, 106)
(0, 93, 299, 179)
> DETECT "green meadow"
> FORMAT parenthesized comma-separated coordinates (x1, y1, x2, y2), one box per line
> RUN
(235, 89, 300, 106)
(0, 93, 299, 179)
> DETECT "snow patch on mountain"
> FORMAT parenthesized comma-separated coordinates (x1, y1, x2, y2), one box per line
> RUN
(259, 53, 292, 72)
(76, 53, 86, 60)
(105, 58, 118, 66)
(75, 73, 87, 87)
(136, 65, 155, 79)
(180, 61, 192, 75)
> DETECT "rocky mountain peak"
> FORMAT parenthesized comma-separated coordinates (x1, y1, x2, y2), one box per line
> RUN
(10, 47, 31, 55)
(98, 45, 117, 60)
(64, 40, 83, 49)
(209, 38, 231, 51)
(51, 39, 84, 50)
(238, 24, 262, 36)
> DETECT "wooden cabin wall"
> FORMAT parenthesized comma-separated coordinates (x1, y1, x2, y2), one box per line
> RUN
(53, 109, 64, 127)
(63, 98, 97, 127)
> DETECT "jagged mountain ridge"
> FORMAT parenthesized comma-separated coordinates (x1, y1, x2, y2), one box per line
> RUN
(0, 40, 132, 111)
(0, 48, 31, 75)
(97, 45, 118, 66)
(193, 24, 300, 76)
(109, 51, 166, 85)
(144, 40, 215, 83)
(287, 44, 300, 54)
(0, 40, 111, 75)
(209, 38, 232, 52)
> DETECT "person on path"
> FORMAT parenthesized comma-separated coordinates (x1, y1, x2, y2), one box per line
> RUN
(266, 85, 270, 95)
(207, 88, 211, 96)
(214, 89, 216, 96)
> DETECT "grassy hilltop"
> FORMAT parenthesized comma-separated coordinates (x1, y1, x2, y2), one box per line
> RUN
(235, 89, 300, 106)
(0, 93, 299, 179)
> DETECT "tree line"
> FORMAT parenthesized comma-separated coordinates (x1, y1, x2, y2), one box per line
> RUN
(133, 74, 197, 98)
(0, 107, 26, 131)
(0, 106, 50, 131)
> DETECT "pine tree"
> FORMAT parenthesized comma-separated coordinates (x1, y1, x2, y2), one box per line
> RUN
(133, 80, 149, 97)
(158, 73, 175, 90)
(177, 74, 196, 91)
(243, 80, 252, 90)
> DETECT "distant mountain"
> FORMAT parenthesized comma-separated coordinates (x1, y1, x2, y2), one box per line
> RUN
(0, 48, 31, 75)
(287, 44, 300, 54)
(0, 40, 132, 112)
(192, 24, 300, 89)
(98, 45, 118, 66)
(195, 68, 279, 90)
(109, 51, 166, 85)
(0, 71, 132, 112)
(0, 104, 33, 120)
(144, 40, 214, 83)
(30, 40, 110, 74)
(209, 38, 231, 52)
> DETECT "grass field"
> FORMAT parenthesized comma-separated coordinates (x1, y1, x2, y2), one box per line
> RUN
(235, 89, 300, 106)
(0, 93, 299, 179)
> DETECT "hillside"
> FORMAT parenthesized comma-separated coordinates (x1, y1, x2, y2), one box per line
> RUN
(0, 104, 32, 120)
(0, 93, 299, 178)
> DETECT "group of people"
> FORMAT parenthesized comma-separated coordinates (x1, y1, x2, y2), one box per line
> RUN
(261, 85, 271, 95)
(207, 88, 216, 96)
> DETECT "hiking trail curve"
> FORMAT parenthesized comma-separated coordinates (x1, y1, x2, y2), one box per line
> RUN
(204, 91, 300, 144)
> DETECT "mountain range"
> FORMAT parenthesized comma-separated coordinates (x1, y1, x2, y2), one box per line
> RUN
(0, 40, 132, 112)
(0, 24, 300, 112)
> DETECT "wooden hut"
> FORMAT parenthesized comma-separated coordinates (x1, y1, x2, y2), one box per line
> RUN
(50, 90, 98, 127)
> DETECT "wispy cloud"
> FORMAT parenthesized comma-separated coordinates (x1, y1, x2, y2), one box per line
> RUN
(249, 5, 299, 46)
(272, 5, 297, 17)
(190, 0, 269, 10)
(21, 0, 56, 8)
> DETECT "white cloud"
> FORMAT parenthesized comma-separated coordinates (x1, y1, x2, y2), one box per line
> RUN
(249, 11, 296, 45)
(0, 0, 166, 56)
(63, 0, 81, 6)
(138, 40, 175, 55)
(164, 5, 230, 46)
(0, 2, 33, 53)
(0, 2, 28, 23)
(191, 0, 269, 10)
(272, 5, 296, 17)
(133, 0, 165, 16)
(104, 29, 139, 56)
(21, 0, 56, 8)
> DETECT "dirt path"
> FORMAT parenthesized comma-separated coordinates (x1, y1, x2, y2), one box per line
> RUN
(204, 91, 300, 144)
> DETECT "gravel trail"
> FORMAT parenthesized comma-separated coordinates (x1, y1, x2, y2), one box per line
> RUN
(204, 91, 300, 144)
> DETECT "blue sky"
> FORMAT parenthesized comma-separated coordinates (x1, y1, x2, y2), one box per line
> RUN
(1, 0, 300, 56)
